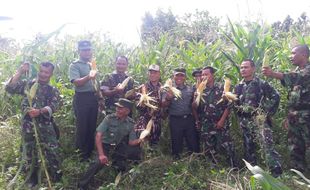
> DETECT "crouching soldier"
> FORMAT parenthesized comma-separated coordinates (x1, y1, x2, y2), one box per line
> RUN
(78, 98, 142, 189)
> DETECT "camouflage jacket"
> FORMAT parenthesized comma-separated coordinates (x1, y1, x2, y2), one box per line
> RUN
(234, 77, 279, 117)
(281, 64, 310, 110)
(199, 83, 228, 127)
(136, 81, 162, 119)
(5, 79, 61, 125)
(100, 72, 134, 109)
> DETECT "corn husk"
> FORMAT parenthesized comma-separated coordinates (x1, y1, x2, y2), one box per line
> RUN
(118, 77, 132, 89)
(217, 78, 238, 104)
(161, 78, 182, 99)
(137, 85, 158, 110)
(195, 78, 208, 106)
(139, 118, 154, 139)
(25, 81, 38, 106)
(89, 60, 98, 91)
(262, 49, 270, 67)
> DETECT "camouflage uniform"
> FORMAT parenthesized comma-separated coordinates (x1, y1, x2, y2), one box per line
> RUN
(234, 77, 282, 172)
(135, 81, 162, 145)
(281, 65, 310, 171)
(101, 72, 134, 114)
(5, 80, 61, 183)
(199, 83, 235, 166)
(78, 113, 140, 188)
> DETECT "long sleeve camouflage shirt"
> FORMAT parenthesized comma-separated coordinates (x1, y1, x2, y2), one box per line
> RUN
(281, 64, 310, 110)
(5, 79, 61, 125)
(234, 77, 280, 117)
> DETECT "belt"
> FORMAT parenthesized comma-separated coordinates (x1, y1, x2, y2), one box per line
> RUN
(170, 114, 192, 119)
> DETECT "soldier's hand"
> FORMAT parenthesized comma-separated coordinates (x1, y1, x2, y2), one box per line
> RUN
(115, 84, 125, 93)
(28, 108, 40, 118)
(282, 118, 289, 130)
(18, 62, 30, 75)
(89, 70, 97, 79)
(216, 119, 225, 129)
(262, 66, 273, 77)
(195, 121, 201, 130)
(99, 154, 109, 165)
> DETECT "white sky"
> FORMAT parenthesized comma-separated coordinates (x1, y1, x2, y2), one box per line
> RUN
(0, 0, 309, 46)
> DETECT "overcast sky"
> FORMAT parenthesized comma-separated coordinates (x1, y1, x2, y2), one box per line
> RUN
(1, 0, 309, 46)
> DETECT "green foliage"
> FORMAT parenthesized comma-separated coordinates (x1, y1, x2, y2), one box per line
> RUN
(1, 9, 310, 190)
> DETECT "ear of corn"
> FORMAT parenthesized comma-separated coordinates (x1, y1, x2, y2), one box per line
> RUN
(217, 78, 238, 104)
(89, 59, 99, 91)
(119, 77, 132, 89)
(195, 78, 208, 106)
(139, 118, 154, 139)
(262, 49, 270, 67)
(25, 81, 39, 107)
(161, 78, 182, 99)
(137, 85, 158, 110)
(91, 59, 97, 70)
(223, 78, 231, 93)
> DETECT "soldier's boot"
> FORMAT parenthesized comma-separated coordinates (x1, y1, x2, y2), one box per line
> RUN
(270, 166, 283, 178)
(78, 161, 104, 189)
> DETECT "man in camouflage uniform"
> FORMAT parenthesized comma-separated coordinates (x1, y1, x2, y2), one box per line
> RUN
(263, 44, 310, 173)
(5, 62, 61, 187)
(100, 56, 134, 115)
(78, 98, 142, 189)
(134, 65, 162, 145)
(69, 40, 100, 160)
(193, 66, 235, 167)
(235, 59, 282, 177)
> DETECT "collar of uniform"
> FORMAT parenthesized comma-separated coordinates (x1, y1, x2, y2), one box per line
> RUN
(240, 76, 260, 85)
(147, 81, 161, 89)
(176, 84, 186, 90)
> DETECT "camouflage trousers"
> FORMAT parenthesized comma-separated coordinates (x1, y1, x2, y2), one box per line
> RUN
(239, 117, 281, 170)
(135, 115, 162, 145)
(22, 120, 61, 183)
(201, 124, 236, 167)
(287, 110, 310, 172)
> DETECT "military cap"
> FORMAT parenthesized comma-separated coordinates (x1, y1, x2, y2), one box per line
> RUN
(192, 68, 202, 77)
(78, 40, 92, 50)
(202, 66, 217, 73)
(148, 64, 160, 71)
(174, 68, 186, 75)
(115, 98, 134, 110)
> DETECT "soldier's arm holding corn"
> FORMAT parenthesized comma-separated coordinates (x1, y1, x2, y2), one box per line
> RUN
(8, 62, 30, 86)
(216, 108, 229, 129)
(161, 89, 174, 107)
(262, 66, 284, 80)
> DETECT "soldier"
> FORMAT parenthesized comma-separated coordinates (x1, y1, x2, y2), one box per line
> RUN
(5, 62, 62, 187)
(69, 40, 99, 160)
(162, 68, 199, 159)
(192, 68, 202, 89)
(78, 98, 142, 189)
(134, 64, 162, 145)
(100, 56, 134, 115)
(263, 44, 310, 173)
(192, 66, 236, 167)
(234, 59, 282, 177)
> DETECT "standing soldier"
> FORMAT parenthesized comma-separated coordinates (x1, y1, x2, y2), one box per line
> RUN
(5, 62, 62, 187)
(193, 66, 236, 167)
(134, 65, 162, 146)
(100, 56, 134, 115)
(69, 40, 99, 160)
(192, 68, 202, 90)
(234, 59, 282, 177)
(162, 68, 199, 159)
(263, 44, 310, 173)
